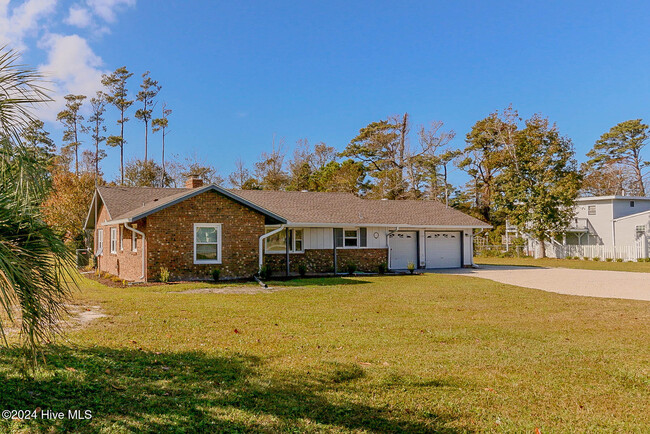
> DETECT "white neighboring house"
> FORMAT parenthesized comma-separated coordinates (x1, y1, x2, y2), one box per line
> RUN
(519, 195, 650, 260)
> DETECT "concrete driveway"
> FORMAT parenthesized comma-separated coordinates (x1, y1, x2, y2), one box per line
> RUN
(432, 265, 650, 301)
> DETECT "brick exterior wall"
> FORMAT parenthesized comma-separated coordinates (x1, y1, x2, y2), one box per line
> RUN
(93, 189, 391, 281)
(264, 248, 388, 275)
(95, 205, 145, 281)
(145, 190, 265, 280)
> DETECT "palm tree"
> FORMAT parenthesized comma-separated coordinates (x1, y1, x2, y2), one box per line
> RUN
(0, 46, 73, 363)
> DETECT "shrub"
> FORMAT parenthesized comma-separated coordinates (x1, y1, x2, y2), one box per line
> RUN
(637, 258, 645, 262)
(345, 262, 357, 275)
(616, 258, 623, 262)
(211, 268, 221, 282)
(159, 266, 170, 283)
(377, 262, 387, 275)
(259, 264, 272, 280)
(592, 257, 600, 261)
(605, 257, 613, 262)
(298, 264, 307, 277)
(407, 261, 415, 274)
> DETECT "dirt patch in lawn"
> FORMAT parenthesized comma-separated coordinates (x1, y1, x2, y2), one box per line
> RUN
(175, 286, 300, 295)
(2, 304, 107, 336)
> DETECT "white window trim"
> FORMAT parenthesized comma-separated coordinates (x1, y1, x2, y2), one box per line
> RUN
(97, 229, 104, 256)
(193, 223, 222, 264)
(110, 228, 117, 254)
(341, 228, 360, 249)
(119, 226, 123, 251)
(264, 228, 305, 254)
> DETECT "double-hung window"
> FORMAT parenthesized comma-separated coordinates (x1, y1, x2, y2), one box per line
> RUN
(344, 229, 359, 247)
(131, 232, 137, 252)
(119, 226, 123, 251)
(97, 229, 104, 255)
(334, 228, 367, 248)
(636, 225, 646, 238)
(265, 228, 304, 253)
(194, 223, 222, 264)
(110, 228, 117, 254)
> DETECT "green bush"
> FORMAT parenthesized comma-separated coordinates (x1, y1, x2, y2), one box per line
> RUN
(377, 262, 387, 275)
(211, 269, 220, 281)
(637, 258, 645, 262)
(345, 262, 357, 275)
(592, 257, 600, 261)
(616, 258, 623, 262)
(159, 266, 170, 283)
(605, 257, 613, 262)
(298, 264, 307, 277)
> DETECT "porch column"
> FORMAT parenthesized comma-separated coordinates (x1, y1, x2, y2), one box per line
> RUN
(285, 227, 290, 277)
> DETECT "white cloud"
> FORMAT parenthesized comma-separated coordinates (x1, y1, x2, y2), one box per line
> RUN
(66, 4, 92, 28)
(87, 0, 134, 23)
(0, 0, 57, 49)
(37, 33, 107, 121)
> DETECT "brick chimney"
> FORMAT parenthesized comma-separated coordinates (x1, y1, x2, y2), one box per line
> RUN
(185, 175, 203, 189)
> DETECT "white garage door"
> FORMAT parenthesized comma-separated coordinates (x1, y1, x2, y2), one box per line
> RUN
(389, 231, 417, 269)
(425, 231, 461, 268)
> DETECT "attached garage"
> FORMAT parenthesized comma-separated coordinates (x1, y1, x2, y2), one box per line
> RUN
(388, 231, 418, 269)
(425, 231, 462, 268)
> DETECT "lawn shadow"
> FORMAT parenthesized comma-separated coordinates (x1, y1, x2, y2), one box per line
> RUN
(267, 277, 372, 287)
(0, 346, 461, 433)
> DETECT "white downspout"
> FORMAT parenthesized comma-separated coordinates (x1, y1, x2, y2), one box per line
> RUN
(125, 222, 146, 282)
(386, 226, 400, 270)
(259, 225, 285, 273)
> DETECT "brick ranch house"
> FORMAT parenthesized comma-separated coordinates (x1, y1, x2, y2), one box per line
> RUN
(84, 177, 490, 282)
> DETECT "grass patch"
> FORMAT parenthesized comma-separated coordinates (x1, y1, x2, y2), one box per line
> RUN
(0, 273, 648, 432)
(476, 256, 650, 273)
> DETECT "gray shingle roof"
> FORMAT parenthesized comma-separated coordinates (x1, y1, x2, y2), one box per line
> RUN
(95, 185, 490, 228)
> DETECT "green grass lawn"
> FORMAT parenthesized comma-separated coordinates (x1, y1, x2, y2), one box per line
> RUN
(476, 256, 650, 272)
(1, 273, 648, 432)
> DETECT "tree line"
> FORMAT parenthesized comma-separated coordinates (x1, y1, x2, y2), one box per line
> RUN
(19, 63, 650, 258)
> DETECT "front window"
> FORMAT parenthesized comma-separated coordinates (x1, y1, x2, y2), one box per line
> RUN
(97, 229, 103, 255)
(110, 228, 117, 253)
(344, 229, 359, 247)
(265, 228, 305, 253)
(636, 225, 646, 238)
(194, 223, 222, 264)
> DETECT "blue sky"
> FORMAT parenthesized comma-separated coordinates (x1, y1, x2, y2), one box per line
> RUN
(4, 0, 650, 185)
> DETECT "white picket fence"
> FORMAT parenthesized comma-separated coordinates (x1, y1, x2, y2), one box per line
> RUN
(534, 241, 649, 261)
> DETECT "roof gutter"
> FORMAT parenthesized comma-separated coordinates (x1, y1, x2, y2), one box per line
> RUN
(124, 222, 146, 282)
(258, 225, 285, 273)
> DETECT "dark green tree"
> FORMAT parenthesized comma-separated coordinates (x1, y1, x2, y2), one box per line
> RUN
(586, 119, 649, 196)
(495, 115, 581, 258)
(102, 66, 133, 184)
(20, 119, 55, 171)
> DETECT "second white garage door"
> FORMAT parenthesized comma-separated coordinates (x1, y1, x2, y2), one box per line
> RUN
(389, 231, 417, 269)
(425, 231, 461, 268)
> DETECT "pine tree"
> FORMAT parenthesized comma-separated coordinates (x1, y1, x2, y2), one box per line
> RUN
(152, 102, 171, 178)
(56, 94, 87, 176)
(102, 66, 133, 184)
(135, 71, 161, 162)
